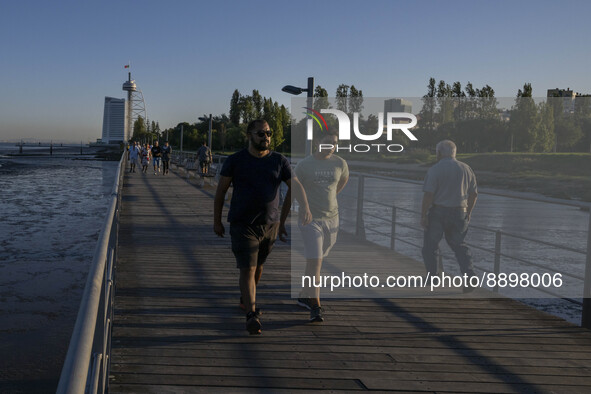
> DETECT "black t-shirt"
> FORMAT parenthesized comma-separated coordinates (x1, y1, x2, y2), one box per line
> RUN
(220, 149, 292, 224)
(151, 146, 162, 157)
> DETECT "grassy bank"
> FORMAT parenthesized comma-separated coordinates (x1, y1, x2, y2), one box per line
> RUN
(388, 152, 591, 202)
(458, 153, 591, 202)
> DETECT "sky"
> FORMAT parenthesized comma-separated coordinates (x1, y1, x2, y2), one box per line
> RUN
(1, 0, 590, 143)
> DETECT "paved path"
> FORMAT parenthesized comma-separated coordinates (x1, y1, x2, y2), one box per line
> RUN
(110, 166, 591, 393)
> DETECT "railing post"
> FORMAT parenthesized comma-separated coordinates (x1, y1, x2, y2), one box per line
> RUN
(582, 212, 591, 328)
(390, 205, 397, 250)
(494, 230, 502, 293)
(355, 175, 366, 240)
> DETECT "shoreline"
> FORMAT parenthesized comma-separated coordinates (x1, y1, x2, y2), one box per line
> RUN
(345, 160, 591, 204)
(0, 158, 119, 393)
(0, 145, 122, 161)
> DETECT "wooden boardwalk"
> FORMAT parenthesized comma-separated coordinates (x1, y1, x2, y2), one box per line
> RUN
(110, 166, 591, 393)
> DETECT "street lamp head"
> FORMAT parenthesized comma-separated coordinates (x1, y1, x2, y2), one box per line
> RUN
(198, 117, 207, 122)
(282, 85, 305, 95)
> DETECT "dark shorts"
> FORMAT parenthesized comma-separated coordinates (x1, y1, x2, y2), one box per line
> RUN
(199, 160, 209, 169)
(230, 222, 280, 269)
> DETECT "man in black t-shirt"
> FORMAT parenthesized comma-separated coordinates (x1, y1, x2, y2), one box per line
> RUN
(151, 141, 162, 175)
(214, 119, 312, 335)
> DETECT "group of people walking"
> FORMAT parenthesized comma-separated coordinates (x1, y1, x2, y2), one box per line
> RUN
(128, 140, 212, 177)
(127, 141, 172, 175)
(214, 118, 479, 335)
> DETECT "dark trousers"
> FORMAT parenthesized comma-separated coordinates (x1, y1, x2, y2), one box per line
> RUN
(422, 205, 475, 275)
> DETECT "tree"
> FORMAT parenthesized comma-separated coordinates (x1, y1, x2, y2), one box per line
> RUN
(336, 84, 349, 113)
(475, 85, 498, 119)
(437, 80, 453, 125)
(451, 81, 466, 121)
(535, 101, 555, 152)
(349, 85, 364, 114)
(240, 95, 255, 124)
(271, 101, 285, 150)
(229, 89, 241, 125)
(555, 113, 582, 151)
(575, 96, 591, 152)
(262, 97, 274, 124)
(252, 89, 263, 119)
(132, 116, 147, 141)
(510, 83, 540, 151)
(517, 83, 532, 97)
(451, 81, 464, 98)
(419, 77, 437, 133)
(313, 85, 329, 111)
(465, 82, 476, 98)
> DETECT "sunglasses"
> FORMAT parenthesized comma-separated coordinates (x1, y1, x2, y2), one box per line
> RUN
(253, 130, 272, 138)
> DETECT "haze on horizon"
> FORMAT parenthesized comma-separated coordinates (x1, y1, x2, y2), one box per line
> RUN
(1, 0, 590, 143)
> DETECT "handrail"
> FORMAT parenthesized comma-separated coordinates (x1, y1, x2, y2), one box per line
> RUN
(56, 152, 126, 394)
(341, 172, 591, 326)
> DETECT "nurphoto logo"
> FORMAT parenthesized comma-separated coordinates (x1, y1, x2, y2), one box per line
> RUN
(304, 107, 418, 153)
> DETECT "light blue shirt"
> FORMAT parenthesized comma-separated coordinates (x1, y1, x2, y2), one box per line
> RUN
(423, 157, 477, 208)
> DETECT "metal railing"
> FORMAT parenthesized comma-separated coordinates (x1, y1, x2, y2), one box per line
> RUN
(171, 152, 225, 182)
(56, 152, 126, 394)
(339, 172, 591, 328)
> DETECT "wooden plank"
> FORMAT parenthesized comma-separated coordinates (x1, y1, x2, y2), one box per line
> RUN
(111, 356, 591, 378)
(108, 363, 591, 386)
(110, 166, 591, 392)
(110, 373, 365, 391)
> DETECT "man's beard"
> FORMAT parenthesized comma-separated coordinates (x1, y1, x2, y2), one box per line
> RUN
(250, 136, 270, 151)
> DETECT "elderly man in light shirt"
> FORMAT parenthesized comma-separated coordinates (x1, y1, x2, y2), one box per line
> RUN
(420, 140, 478, 291)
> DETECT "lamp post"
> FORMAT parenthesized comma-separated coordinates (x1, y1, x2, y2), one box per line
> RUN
(199, 114, 213, 149)
(282, 76, 314, 156)
(180, 124, 183, 153)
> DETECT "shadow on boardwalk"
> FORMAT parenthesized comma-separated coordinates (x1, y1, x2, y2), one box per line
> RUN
(110, 167, 591, 393)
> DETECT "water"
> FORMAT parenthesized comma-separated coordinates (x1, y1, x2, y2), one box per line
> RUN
(337, 176, 589, 324)
(0, 153, 118, 393)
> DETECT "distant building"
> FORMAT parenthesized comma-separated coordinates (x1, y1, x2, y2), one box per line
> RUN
(101, 97, 127, 143)
(383, 99, 412, 125)
(384, 98, 412, 114)
(498, 109, 511, 122)
(547, 88, 576, 113)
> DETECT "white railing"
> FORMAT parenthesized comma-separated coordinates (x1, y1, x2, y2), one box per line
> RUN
(339, 172, 591, 328)
(56, 152, 125, 394)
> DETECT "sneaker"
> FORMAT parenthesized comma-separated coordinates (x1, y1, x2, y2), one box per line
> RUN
(246, 311, 261, 335)
(297, 298, 314, 310)
(310, 306, 324, 322)
(239, 297, 262, 316)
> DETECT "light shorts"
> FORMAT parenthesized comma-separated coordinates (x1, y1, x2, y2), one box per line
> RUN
(298, 216, 339, 260)
(153, 157, 162, 167)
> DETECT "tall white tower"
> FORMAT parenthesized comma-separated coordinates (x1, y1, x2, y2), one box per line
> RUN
(122, 71, 147, 141)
